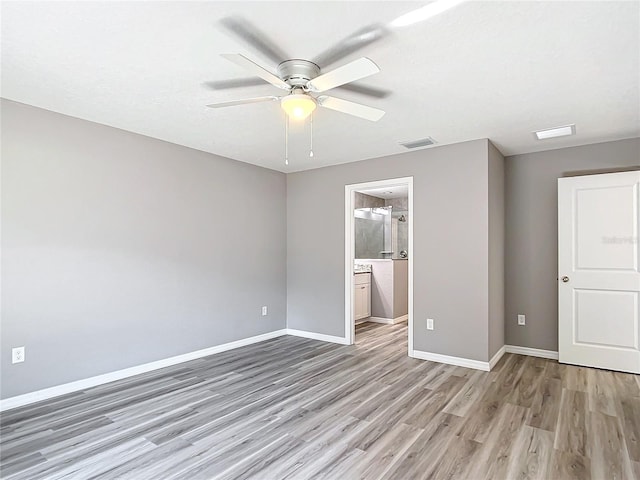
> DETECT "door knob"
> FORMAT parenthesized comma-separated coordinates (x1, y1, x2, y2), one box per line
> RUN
(561, 276, 570, 283)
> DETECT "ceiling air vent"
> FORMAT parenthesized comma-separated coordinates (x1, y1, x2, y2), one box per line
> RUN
(399, 137, 436, 149)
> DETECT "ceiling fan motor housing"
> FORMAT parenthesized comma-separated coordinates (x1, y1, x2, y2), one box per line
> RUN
(277, 59, 321, 88)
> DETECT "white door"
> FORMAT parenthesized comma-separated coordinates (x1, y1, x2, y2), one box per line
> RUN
(558, 171, 640, 373)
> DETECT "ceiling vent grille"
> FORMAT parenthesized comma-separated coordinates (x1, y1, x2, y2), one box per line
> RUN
(399, 137, 436, 149)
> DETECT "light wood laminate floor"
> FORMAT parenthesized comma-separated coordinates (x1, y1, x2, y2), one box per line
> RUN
(2, 322, 640, 479)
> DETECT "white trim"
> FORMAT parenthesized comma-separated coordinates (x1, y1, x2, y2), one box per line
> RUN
(407, 180, 414, 354)
(367, 317, 393, 325)
(286, 328, 350, 345)
(489, 345, 506, 369)
(0, 329, 288, 412)
(367, 314, 409, 325)
(505, 345, 559, 360)
(410, 349, 490, 371)
(345, 177, 414, 351)
(345, 184, 355, 345)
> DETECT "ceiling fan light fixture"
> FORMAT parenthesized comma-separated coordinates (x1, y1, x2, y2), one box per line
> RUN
(281, 94, 317, 120)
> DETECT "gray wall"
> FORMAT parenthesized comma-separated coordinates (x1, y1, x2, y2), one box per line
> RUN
(287, 139, 493, 362)
(393, 259, 409, 318)
(369, 260, 393, 319)
(505, 138, 640, 352)
(354, 192, 385, 209)
(1, 100, 287, 399)
(488, 142, 505, 359)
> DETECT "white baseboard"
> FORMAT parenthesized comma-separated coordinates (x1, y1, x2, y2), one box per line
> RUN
(0, 329, 288, 412)
(286, 328, 349, 345)
(367, 317, 393, 325)
(489, 345, 506, 369)
(410, 349, 490, 371)
(393, 314, 409, 324)
(367, 314, 408, 325)
(505, 345, 559, 360)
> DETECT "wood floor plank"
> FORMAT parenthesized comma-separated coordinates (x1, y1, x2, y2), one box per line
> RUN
(554, 388, 589, 457)
(527, 376, 562, 432)
(467, 402, 528, 480)
(429, 435, 482, 480)
(384, 412, 461, 480)
(549, 449, 592, 480)
(587, 368, 619, 417)
(350, 422, 423, 480)
(563, 365, 590, 392)
(504, 425, 554, 480)
(507, 356, 546, 408)
(588, 411, 635, 480)
(400, 376, 467, 430)
(614, 371, 640, 398)
(442, 369, 490, 417)
(620, 397, 640, 462)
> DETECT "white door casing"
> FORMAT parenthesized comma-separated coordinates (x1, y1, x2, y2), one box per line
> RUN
(344, 177, 413, 350)
(558, 170, 640, 373)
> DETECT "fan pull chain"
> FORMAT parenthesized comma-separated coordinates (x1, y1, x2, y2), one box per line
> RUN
(309, 113, 314, 158)
(284, 115, 289, 166)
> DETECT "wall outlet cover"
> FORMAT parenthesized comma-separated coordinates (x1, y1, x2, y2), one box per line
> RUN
(262, 306, 268, 316)
(12, 346, 25, 364)
(426, 318, 434, 330)
(518, 314, 526, 326)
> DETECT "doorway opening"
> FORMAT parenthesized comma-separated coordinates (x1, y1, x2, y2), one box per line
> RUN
(344, 177, 413, 353)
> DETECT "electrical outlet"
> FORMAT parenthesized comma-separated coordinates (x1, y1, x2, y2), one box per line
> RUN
(426, 318, 434, 330)
(262, 306, 268, 316)
(518, 314, 526, 326)
(12, 346, 25, 364)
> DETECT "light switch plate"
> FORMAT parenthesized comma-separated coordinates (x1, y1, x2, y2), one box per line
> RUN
(518, 314, 526, 326)
(426, 318, 434, 330)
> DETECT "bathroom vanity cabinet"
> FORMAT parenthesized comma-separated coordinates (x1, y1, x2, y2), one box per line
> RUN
(354, 272, 371, 321)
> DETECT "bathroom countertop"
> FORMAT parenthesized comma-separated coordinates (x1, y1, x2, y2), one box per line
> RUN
(356, 258, 408, 262)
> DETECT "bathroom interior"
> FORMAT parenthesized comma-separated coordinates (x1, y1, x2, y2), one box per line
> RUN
(353, 187, 409, 341)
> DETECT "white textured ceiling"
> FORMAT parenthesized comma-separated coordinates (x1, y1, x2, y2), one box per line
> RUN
(358, 185, 409, 199)
(1, 1, 638, 173)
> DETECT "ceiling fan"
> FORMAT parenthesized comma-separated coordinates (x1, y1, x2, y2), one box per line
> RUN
(205, 17, 390, 122)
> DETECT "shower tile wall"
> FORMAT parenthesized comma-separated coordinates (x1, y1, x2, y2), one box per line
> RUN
(385, 197, 408, 210)
(387, 197, 408, 259)
(355, 217, 383, 258)
(355, 192, 386, 259)
(355, 192, 385, 209)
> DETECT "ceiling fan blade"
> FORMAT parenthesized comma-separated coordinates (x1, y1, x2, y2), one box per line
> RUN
(306, 57, 380, 93)
(221, 53, 290, 91)
(206, 96, 279, 108)
(335, 83, 392, 99)
(220, 16, 289, 65)
(311, 24, 389, 68)
(203, 78, 267, 90)
(317, 95, 385, 122)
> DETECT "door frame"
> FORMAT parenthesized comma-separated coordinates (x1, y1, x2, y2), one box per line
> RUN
(344, 176, 414, 353)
